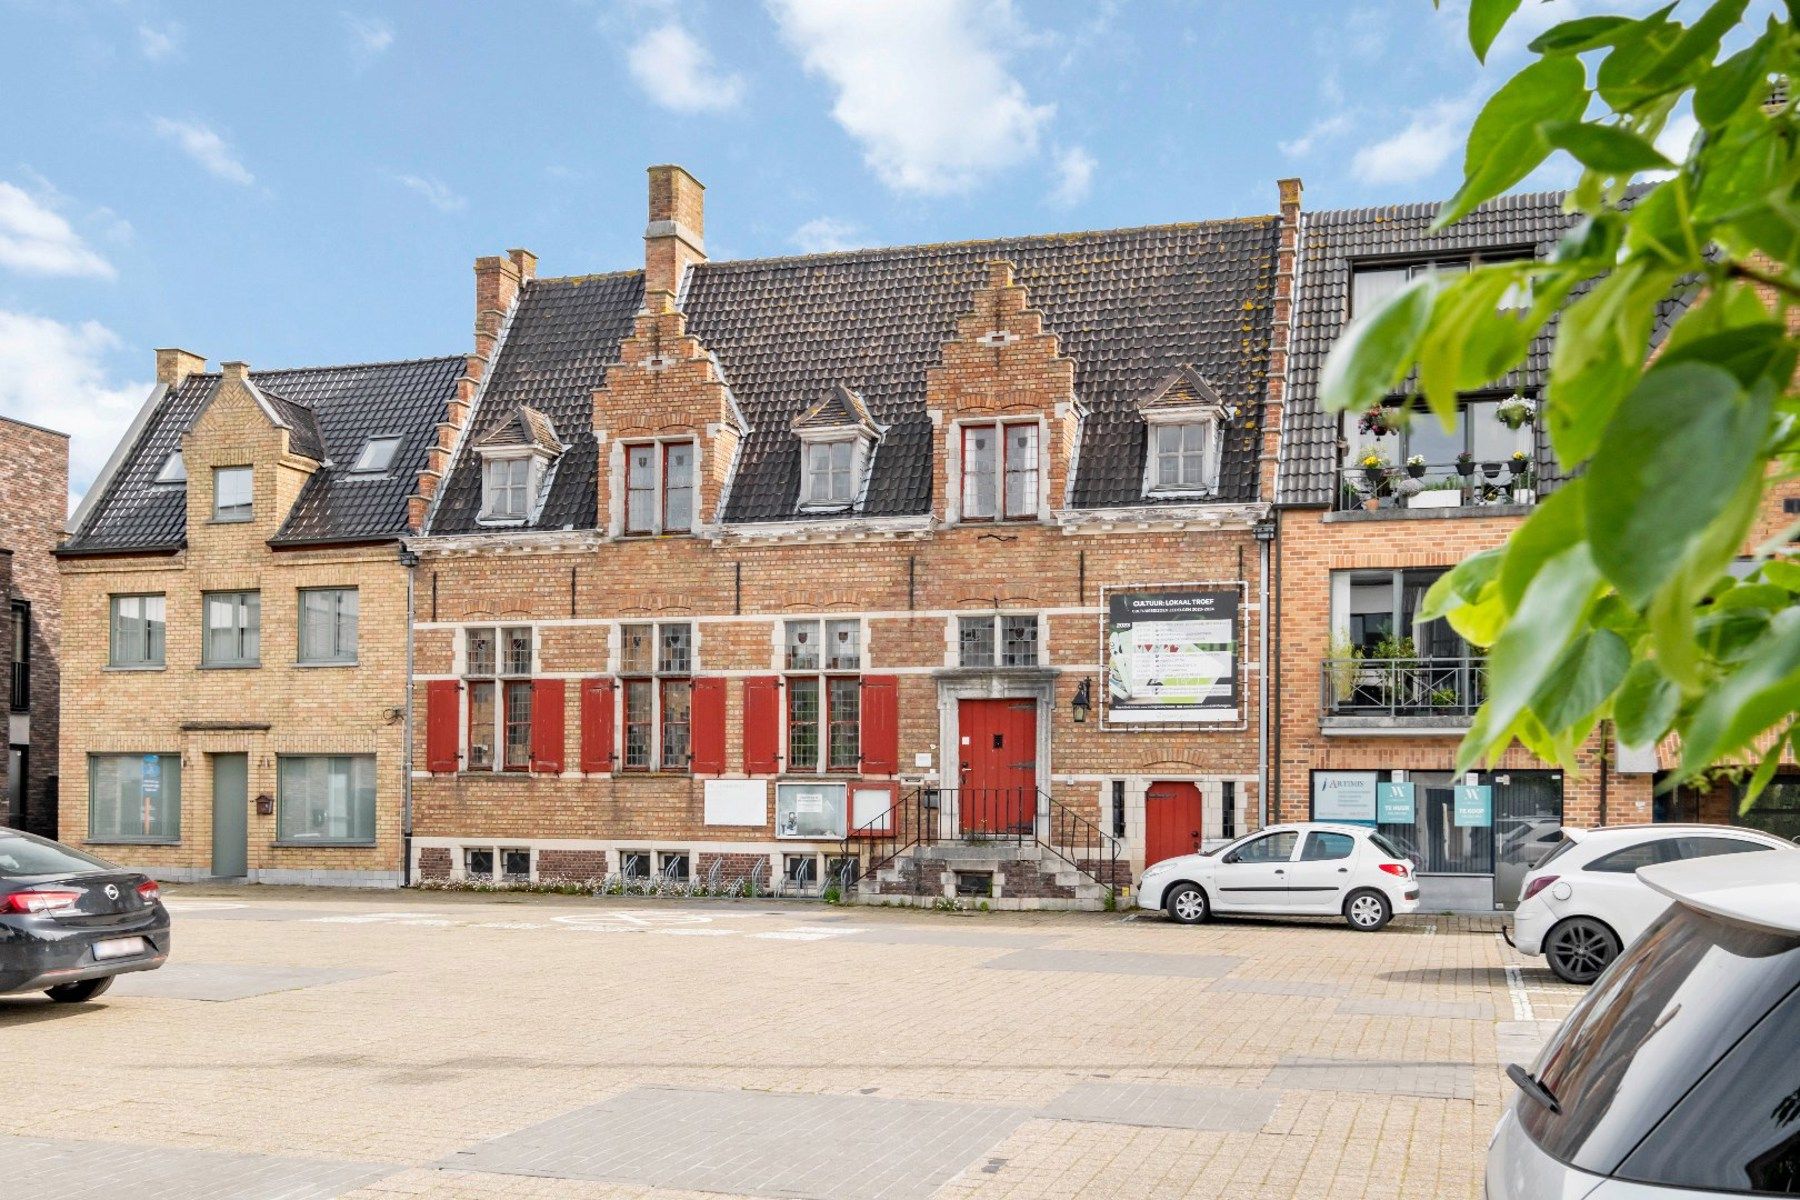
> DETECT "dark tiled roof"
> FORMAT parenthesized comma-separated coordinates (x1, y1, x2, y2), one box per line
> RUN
(256, 387, 326, 461)
(61, 356, 464, 554)
(1279, 190, 1579, 506)
(474, 405, 563, 452)
(430, 220, 1281, 533)
(792, 384, 875, 433)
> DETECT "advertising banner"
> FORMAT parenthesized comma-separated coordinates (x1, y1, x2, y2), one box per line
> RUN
(1453, 784, 1493, 827)
(1312, 771, 1378, 823)
(1377, 781, 1416, 824)
(1105, 588, 1240, 724)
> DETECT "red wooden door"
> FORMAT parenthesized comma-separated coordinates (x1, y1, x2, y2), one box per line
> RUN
(1145, 780, 1204, 866)
(957, 698, 1038, 835)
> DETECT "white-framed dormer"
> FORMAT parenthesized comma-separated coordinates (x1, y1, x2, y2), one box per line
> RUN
(791, 385, 883, 514)
(1139, 365, 1229, 501)
(474, 405, 564, 526)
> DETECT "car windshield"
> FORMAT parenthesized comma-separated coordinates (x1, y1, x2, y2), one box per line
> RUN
(0, 832, 113, 878)
(1518, 903, 1800, 1177)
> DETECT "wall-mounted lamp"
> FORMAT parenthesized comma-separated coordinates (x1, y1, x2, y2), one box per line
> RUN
(1071, 678, 1093, 724)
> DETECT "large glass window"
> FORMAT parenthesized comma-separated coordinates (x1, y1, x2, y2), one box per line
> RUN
(278, 755, 376, 843)
(213, 466, 253, 521)
(297, 588, 358, 664)
(622, 441, 697, 535)
(618, 621, 694, 771)
(784, 619, 863, 773)
(961, 421, 1038, 520)
(958, 614, 1039, 668)
(109, 594, 165, 668)
(464, 625, 532, 772)
(88, 753, 180, 841)
(202, 591, 260, 666)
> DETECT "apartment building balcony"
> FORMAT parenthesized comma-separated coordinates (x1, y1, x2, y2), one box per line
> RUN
(1331, 459, 1537, 518)
(1320, 656, 1486, 734)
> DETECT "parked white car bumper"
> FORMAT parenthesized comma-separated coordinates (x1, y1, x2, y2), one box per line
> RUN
(1510, 899, 1552, 957)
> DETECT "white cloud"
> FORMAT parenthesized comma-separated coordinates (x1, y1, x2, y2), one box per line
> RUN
(137, 23, 181, 61)
(791, 217, 861, 253)
(394, 174, 467, 213)
(1351, 98, 1473, 185)
(627, 22, 745, 113)
(1279, 113, 1353, 159)
(0, 182, 115, 279)
(769, 0, 1055, 195)
(344, 13, 395, 59)
(1050, 145, 1095, 206)
(0, 311, 150, 505)
(1655, 111, 1699, 163)
(152, 118, 255, 186)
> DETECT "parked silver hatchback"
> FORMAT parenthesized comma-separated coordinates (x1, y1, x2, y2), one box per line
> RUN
(1487, 851, 1800, 1197)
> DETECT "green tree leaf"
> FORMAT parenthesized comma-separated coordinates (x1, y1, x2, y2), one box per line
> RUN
(1529, 11, 1665, 56)
(1319, 275, 1435, 414)
(1436, 56, 1590, 228)
(1530, 629, 1631, 731)
(1498, 481, 1587, 611)
(1680, 608, 1800, 775)
(1613, 659, 1680, 747)
(1469, 0, 1522, 62)
(1543, 121, 1674, 173)
(1693, 29, 1777, 128)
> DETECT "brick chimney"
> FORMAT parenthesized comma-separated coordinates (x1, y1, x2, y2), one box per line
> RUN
(1258, 177, 1303, 502)
(154, 347, 206, 387)
(408, 247, 536, 530)
(644, 164, 705, 311)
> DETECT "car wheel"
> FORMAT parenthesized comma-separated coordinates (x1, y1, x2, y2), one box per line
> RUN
(45, 976, 114, 1004)
(1164, 883, 1209, 924)
(1343, 889, 1391, 932)
(1545, 917, 1620, 985)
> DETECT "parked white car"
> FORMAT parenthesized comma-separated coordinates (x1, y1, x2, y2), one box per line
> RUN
(1509, 823, 1796, 983)
(1137, 823, 1421, 931)
(1488, 851, 1800, 1199)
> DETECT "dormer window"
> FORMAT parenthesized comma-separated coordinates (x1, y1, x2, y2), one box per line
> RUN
(350, 436, 403, 475)
(1139, 366, 1228, 500)
(474, 406, 563, 526)
(155, 451, 186, 484)
(624, 440, 696, 535)
(961, 420, 1039, 520)
(792, 385, 881, 513)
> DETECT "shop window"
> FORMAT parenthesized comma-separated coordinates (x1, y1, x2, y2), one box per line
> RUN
(623, 440, 696, 535)
(619, 622, 694, 771)
(88, 753, 180, 842)
(109, 594, 165, 668)
(1308, 768, 1563, 877)
(961, 421, 1039, 520)
(958, 614, 1039, 668)
(776, 782, 848, 839)
(464, 626, 535, 772)
(277, 756, 375, 844)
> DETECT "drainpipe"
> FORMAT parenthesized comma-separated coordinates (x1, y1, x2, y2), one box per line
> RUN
(399, 544, 419, 885)
(1254, 520, 1276, 830)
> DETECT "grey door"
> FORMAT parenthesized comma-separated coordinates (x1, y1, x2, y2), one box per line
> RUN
(210, 753, 248, 878)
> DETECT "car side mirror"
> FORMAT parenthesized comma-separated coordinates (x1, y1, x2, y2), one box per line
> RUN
(1221, 852, 1240, 865)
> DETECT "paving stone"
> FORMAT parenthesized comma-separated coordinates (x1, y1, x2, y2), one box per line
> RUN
(439, 1086, 1033, 1200)
(1263, 1057, 1476, 1100)
(844, 927, 1065, 950)
(1335, 997, 1496, 1020)
(0, 1134, 394, 1200)
(110, 963, 379, 1001)
(982, 947, 1243, 978)
(1043, 1082, 1280, 1131)
(1207, 978, 1345, 998)
(1495, 1019, 1564, 1065)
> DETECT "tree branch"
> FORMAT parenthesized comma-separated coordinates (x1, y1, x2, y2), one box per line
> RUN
(1727, 259, 1800, 302)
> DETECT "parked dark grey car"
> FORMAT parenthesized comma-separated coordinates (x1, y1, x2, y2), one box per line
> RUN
(0, 829, 169, 1002)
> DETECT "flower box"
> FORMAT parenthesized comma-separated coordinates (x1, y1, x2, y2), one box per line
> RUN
(1407, 490, 1462, 509)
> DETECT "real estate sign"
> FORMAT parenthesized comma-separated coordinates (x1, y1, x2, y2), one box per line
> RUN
(1313, 771, 1378, 823)
(1105, 588, 1240, 724)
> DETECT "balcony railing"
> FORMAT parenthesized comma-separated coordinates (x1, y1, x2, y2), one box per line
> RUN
(1335, 459, 1538, 514)
(1321, 656, 1487, 720)
(9, 660, 25, 713)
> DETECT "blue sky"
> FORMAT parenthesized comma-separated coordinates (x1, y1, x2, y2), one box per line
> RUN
(1, 0, 1648, 498)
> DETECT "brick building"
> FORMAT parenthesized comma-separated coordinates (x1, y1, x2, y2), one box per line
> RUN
(405, 166, 1300, 903)
(0, 415, 68, 837)
(57, 350, 463, 885)
(1272, 193, 1800, 910)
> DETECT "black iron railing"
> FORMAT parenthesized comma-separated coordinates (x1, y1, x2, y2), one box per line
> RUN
(1335, 459, 1537, 513)
(838, 785, 1123, 903)
(1321, 656, 1487, 718)
(9, 660, 26, 713)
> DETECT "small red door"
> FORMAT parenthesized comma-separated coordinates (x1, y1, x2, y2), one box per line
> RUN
(957, 698, 1037, 835)
(1145, 781, 1205, 866)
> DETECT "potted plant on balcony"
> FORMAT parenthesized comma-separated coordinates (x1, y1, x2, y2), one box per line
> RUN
(1371, 633, 1419, 709)
(1508, 450, 1536, 504)
(1454, 450, 1475, 477)
(1357, 405, 1397, 438)
(1429, 685, 1460, 709)
(1405, 453, 1427, 479)
(1357, 452, 1388, 509)
(1327, 633, 1362, 705)
(1495, 394, 1536, 430)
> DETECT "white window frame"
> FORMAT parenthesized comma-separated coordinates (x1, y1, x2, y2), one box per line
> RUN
(618, 437, 699, 536)
(154, 451, 186, 484)
(213, 465, 253, 522)
(949, 417, 1043, 523)
(479, 450, 543, 524)
(1141, 408, 1224, 499)
(463, 625, 535, 772)
(350, 435, 404, 475)
(617, 621, 695, 772)
(796, 432, 870, 511)
(953, 613, 1043, 668)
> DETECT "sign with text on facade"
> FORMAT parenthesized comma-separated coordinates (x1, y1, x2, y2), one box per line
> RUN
(1378, 781, 1416, 824)
(1312, 771, 1378, 823)
(1104, 587, 1241, 725)
(1453, 785, 1493, 827)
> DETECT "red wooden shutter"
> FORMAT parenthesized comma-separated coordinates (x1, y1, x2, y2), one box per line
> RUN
(530, 678, 565, 774)
(579, 678, 615, 774)
(690, 677, 727, 775)
(742, 676, 782, 775)
(860, 675, 899, 774)
(425, 680, 461, 774)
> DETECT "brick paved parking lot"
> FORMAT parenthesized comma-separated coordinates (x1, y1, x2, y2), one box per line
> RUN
(0, 889, 1583, 1199)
